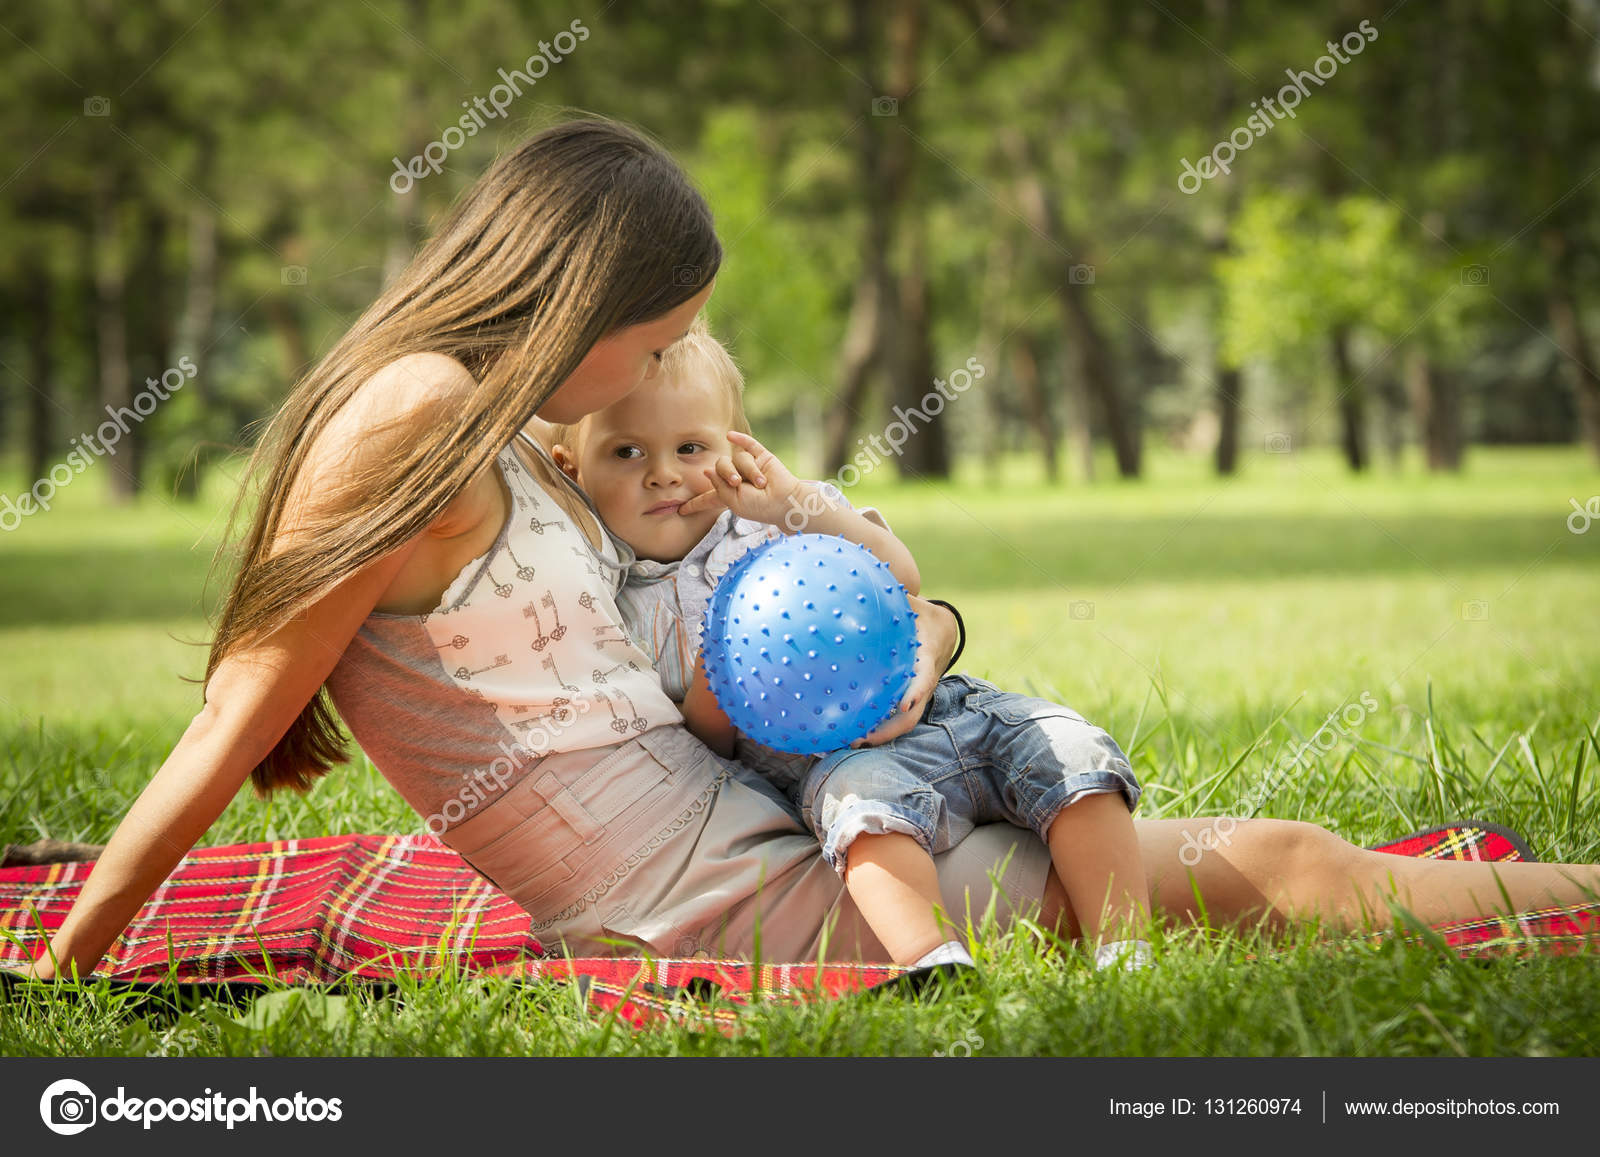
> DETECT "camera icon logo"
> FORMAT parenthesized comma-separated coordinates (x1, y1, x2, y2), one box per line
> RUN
(1265, 432, 1292, 454)
(1068, 264, 1095, 285)
(39, 1078, 97, 1135)
(281, 266, 308, 286)
(1461, 264, 1489, 286)
(83, 97, 110, 117)
(673, 264, 701, 286)
(1461, 599, 1489, 621)
(871, 96, 898, 116)
(1069, 599, 1095, 621)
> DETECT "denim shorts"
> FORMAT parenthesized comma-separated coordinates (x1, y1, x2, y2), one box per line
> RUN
(797, 674, 1142, 874)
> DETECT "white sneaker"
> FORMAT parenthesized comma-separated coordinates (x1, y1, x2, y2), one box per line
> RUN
(1093, 939, 1153, 971)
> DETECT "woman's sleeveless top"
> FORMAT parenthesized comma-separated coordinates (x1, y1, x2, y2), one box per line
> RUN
(324, 431, 683, 830)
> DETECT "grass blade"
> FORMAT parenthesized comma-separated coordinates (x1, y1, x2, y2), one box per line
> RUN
(1567, 729, 1590, 847)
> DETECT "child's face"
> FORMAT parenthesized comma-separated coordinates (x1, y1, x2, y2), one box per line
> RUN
(557, 372, 734, 563)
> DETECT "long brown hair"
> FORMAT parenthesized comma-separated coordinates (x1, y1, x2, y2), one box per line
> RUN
(207, 116, 721, 797)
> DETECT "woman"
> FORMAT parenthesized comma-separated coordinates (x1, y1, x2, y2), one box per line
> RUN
(25, 117, 1600, 980)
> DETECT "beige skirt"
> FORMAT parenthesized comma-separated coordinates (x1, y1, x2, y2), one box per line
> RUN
(437, 723, 1051, 962)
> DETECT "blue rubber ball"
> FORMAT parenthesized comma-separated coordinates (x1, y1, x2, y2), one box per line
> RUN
(700, 534, 920, 756)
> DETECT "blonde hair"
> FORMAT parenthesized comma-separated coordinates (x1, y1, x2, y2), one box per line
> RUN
(550, 315, 751, 454)
(208, 116, 721, 797)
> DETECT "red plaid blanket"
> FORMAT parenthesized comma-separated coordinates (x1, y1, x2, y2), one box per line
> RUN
(0, 822, 1593, 1028)
(0, 833, 899, 1026)
(1368, 820, 1534, 863)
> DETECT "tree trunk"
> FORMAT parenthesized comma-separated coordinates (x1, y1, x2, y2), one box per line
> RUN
(826, 0, 891, 476)
(825, 0, 890, 477)
(892, 220, 949, 478)
(1206, 0, 1243, 476)
(881, 0, 949, 479)
(1543, 230, 1600, 464)
(172, 195, 219, 500)
(1405, 347, 1462, 471)
(824, 273, 885, 476)
(176, 203, 217, 392)
(22, 261, 54, 488)
(92, 176, 135, 502)
(974, 226, 1011, 487)
(1214, 365, 1241, 475)
(127, 204, 173, 493)
(1329, 325, 1367, 471)
(1001, 126, 1141, 477)
(1397, 2, 1462, 473)
(0, 291, 10, 453)
(1068, 344, 1095, 483)
(1375, 365, 1408, 469)
(264, 297, 313, 385)
(1010, 333, 1059, 484)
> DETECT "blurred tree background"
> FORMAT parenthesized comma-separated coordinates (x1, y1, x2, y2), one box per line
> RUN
(4, 0, 1600, 503)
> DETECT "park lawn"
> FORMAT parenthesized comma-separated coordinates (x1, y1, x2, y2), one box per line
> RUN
(1, 445, 1597, 1056)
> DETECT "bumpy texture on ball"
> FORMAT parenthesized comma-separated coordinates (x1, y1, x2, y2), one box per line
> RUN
(700, 534, 920, 756)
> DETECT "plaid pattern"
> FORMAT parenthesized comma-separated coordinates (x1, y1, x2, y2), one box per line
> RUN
(1368, 820, 1535, 864)
(0, 834, 535, 984)
(1363, 820, 1600, 960)
(0, 822, 1593, 1028)
(0, 833, 898, 1027)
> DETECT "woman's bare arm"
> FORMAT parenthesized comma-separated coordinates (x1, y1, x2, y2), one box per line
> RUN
(23, 357, 470, 982)
(24, 543, 420, 981)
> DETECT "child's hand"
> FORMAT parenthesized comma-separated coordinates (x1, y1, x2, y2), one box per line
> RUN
(678, 431, 805, 526)
(852, 594, 954, 747)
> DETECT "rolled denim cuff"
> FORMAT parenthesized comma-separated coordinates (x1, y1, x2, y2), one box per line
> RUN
(1026, 771, 1141, 843)
(818, 805, 934, 877)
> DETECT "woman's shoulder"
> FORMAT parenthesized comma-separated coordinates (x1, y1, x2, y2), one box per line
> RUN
(302, 354, 477, 477)
(275, 353, 481, 555)
(346, 353, 477, 431)
(372, 351, 477, 395)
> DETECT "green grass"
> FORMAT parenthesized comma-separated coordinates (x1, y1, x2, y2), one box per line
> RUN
(1, 444, 1598, 1055)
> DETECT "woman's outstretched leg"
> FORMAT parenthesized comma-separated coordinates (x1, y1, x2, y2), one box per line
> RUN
(1040, 818, 1600, 939)
(1133, 818, 1600, 934)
